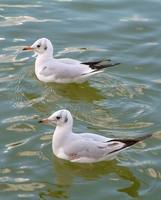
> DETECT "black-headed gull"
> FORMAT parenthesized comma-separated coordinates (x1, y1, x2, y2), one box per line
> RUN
(23, 38, 120, 83)
(39, 109, 151, 163)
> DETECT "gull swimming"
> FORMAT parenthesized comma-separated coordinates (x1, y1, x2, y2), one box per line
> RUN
(39, 109, 151, 163)
(23, 38, 120, 83)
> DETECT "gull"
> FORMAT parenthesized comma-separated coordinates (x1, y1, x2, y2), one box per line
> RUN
(39, 109, 151, 163)
(23, 38, 120, 83)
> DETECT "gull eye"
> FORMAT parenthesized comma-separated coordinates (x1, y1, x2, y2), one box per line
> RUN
(37, 44, 41, 48)
(56, 116, 61, 120)
(44, 46, 47, 50)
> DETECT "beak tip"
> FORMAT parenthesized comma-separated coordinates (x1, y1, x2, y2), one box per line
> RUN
(22, 47, 33, 51)
(38, 119, 49, 124)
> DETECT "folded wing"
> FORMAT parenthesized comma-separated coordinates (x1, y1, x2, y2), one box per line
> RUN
(64, 134, 151, 162)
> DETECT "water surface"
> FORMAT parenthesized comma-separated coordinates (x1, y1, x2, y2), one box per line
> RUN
(0, 0, 161, 199)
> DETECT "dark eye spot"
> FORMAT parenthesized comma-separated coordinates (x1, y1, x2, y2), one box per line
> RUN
(44, 46, 47, 50)
(56, 116, 61, 120)
(37, 44, 41, 48)
(64, 116, 68, 123)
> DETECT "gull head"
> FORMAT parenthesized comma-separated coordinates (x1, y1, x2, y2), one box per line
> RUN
(23, 38, 53, 55)
(39, 109, 73, 127)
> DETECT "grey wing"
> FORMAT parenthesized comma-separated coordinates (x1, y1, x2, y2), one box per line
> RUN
(63, 139, 126, 160)
(40, 60, 91, 79)
(58, 58, 81, 65)
(64, 140, 105, 160)
(79, 132, 110, 142)
(56, 59, 93, 78)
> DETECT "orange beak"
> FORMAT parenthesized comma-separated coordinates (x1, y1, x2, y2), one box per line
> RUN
(39, 118, 50, 124)
(22, 46, 34, 51)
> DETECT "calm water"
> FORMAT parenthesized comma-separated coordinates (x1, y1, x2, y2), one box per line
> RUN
(0, 0, 161, 199)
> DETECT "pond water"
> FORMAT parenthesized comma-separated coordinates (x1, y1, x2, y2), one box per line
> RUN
(0, 0, 161, 199)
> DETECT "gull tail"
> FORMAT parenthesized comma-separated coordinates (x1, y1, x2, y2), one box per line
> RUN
(109, 133, 152, 154)
(82, 59, 121, 71)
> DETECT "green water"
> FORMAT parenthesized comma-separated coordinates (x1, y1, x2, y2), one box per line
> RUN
(0, 0, 161, 199)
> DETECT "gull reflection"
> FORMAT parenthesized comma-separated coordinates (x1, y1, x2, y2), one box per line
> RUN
(45, 81, 105, 102)
(40, 156, 140, 199)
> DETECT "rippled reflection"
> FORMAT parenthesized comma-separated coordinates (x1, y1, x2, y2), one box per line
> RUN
(120, 15, 151, 22)
(39, 158, 141, 199)
(6, 123, 35, 132)
(0, 182, 45, 192)
(55, 46, 107, 57)
(0, 3, 42, 8)
(5, 139, 28, 151)
(0, 16, 59, 27)
(45, 82, 105, 102)
(0, 0, 161, 199)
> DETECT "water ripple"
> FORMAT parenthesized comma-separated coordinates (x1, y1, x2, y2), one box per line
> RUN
(0, 1, 161, 200)
(5, 139, 29, 151)
(0, 177, 29, 183)
(0, 45, 29, 63)
(0, 168, 11, 174)
(0, 182, 45, 192)
(55, 46, 107, 57)
(6, 123, 35, 132)
(0, 74, 17, 83)
(147, 168, 161, 179)
(120, 14, 152, 22)
(18, 151, 40, 157)
(0, 3, 42, 8)
(0, 16, 60, 27)
(15, 96, 47, 108)
(2, 114, 38, 124)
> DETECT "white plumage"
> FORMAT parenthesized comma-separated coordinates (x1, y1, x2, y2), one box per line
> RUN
(23, 38, 120, 83)
(39, 109, 151, 163)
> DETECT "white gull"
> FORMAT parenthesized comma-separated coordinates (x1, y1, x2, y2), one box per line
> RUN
(23, 38, 120, 83)
(39, 109, 151, 163)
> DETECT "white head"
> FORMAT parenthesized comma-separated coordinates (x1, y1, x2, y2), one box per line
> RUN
(39, 109, 73, 127)
(23, 38, 53, 56)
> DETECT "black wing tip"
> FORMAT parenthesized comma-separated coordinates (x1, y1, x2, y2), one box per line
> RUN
(112, 62, 121, 66)
(82, 59, 121, 70)
(106, 62, 121, 68)
(106, 134, 152, 155)
(111, 134, 152, 148)
(126, 133, 152, 147)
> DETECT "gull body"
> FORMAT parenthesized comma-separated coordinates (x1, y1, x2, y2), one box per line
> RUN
(23, 38, 120, 83)
(40, 109, 151, 163)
